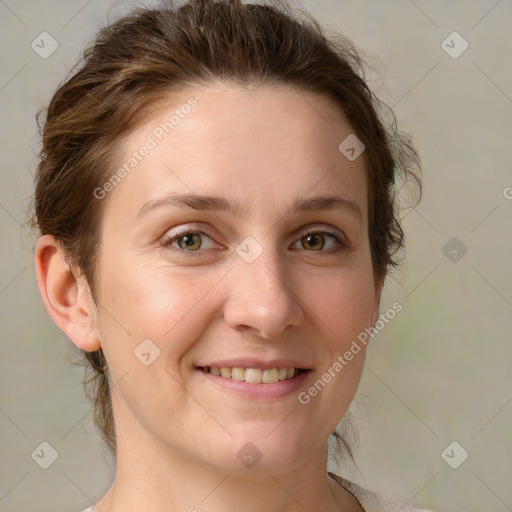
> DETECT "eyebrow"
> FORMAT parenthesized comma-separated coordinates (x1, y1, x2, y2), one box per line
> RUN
(136, 193, 362, 220)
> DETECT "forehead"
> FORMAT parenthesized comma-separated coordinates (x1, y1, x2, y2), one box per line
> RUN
(105, 81, 368, 221)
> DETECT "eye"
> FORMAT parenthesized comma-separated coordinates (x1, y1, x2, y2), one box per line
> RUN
(162, 230, 218, 255)
(292, 230, 348, 253)
(161, 226, 348, 257)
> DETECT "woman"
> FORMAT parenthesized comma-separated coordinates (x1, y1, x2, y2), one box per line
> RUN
(31, 0, 429, 510)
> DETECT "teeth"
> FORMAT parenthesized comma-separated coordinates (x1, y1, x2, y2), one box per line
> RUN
(262, 368, 279, 383)
(220, 367, 232, 378)
(245, 368, 262, 383)
(204, 366, 301, 383)
(231, 367, 245, 381)
(278, 367, 288, 380)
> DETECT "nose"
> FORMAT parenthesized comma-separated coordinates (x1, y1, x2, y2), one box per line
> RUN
(223, 248, 304, 339)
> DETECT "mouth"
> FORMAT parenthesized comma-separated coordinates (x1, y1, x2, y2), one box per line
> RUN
(196, 366, 309, 384)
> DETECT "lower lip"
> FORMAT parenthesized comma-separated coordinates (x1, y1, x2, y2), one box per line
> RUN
(196, 368, 312, 400)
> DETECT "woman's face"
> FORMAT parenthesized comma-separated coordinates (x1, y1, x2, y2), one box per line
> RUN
(93, 81, 381, 472)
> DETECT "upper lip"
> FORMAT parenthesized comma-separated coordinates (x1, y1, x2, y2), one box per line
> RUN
(196, 359, 313, 370)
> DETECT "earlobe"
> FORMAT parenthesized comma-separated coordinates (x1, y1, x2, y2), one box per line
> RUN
(34, 234, 101, 352)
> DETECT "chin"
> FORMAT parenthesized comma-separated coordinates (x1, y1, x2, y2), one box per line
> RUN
(204, 431, 307, 474)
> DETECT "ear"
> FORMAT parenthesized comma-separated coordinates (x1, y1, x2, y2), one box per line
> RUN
(34, 234, 101, 352)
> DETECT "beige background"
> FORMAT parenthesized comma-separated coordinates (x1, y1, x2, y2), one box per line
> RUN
(1, 1, 511, 511)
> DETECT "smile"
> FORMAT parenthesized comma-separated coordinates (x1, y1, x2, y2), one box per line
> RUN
(196, 366, 312, 400)
(198, 366, 306, 384)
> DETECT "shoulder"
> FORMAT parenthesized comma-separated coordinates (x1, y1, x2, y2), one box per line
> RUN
(328, 472, 436, 512)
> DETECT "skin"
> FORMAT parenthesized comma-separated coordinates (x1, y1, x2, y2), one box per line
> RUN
(35, 81, 383, 512)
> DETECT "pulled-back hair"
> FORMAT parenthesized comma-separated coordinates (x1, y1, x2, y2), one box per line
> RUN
(30, 0, 421, 462)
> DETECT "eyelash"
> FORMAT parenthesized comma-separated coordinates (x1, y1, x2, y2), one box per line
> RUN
(161, 228, 349, 257)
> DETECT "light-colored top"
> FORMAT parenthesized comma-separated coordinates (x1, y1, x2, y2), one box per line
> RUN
(80, 474, 435, 512)
(329, 472, 435, 511)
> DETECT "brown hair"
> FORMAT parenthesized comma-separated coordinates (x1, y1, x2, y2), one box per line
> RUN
(30, 0, 421, 463)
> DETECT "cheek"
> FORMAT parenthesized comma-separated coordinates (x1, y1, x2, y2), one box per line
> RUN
(94, 254, 226, 426)
(303, 264, 376, 339)
(296, 269, 373, 425)
(96, 247, 223, 356)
